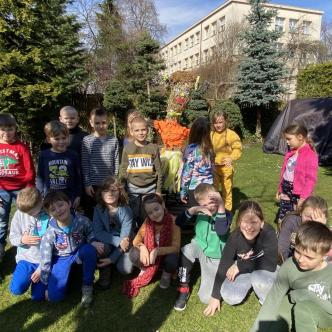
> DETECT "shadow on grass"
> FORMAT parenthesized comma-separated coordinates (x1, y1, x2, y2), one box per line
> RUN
(1, 246, 16, 280)
(321, 166, 332, 177)
(233, 187, 248, 211)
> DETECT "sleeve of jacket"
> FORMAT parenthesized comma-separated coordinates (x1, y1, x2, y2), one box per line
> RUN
(119, 206, 133, 239)
(22, 143, 36, 186)
(39, 229, 55, 285)
(119, 146, 129, 184)
(214, 212, 231, 236)
(36, 151, 45, 195)
(301, 149, 318, 199)
(180, 148, 195, 200)
(228, 130, 242, 161)
(9, 211, 24, 247)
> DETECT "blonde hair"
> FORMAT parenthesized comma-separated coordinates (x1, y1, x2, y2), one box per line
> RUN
(16, 187, 42, 213)
(44, 120, 69, 138)
(299, 196, 328, 219)
(194, 183, 217, 202)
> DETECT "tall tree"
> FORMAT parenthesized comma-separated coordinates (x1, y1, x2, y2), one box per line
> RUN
(234, 0, 286, 138)
(0, 0, 86, 143)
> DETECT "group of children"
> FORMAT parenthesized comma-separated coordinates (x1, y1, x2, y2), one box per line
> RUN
(0, 105, 331, 331)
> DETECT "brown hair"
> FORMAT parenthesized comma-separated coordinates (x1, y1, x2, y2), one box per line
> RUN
(44, 120, 69, 138)
(16, 187, 42, 213)
(295, 222, 332, 255)
(43, 191, 71, 212)
(188, 117, 212, 157)
(236, 200, 264, 226)
(89, 107, 108, 119)
(194, 183, 217, 202)
(299, 196, 328, 219)
(96, 176, 128, 208)
(210, 110, 228, 128)
(283, 123, 315, 150)
(142, 193, 164, 208)
(0, 113, 16, 128)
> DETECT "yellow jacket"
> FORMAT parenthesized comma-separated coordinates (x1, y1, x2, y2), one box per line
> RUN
(210, 129, 242, 165)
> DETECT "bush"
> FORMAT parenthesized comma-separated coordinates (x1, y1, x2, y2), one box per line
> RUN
(181, 88, 209, 124)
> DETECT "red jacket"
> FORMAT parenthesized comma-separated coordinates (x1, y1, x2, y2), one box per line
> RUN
(0, 140, 35, 190)
(278, 143, 318, 199)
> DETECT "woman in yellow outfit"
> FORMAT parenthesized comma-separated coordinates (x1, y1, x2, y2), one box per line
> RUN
(210, 111, 242, 212)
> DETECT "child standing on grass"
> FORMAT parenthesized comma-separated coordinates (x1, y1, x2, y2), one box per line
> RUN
(276, 124, 318, 224)
(251, 222, 332, 332)
(9, 187, 49, 300)
(40, 191, 104, 307)
(174, 184, 230, 311)
(93, 176, 134, 289)
(123, 194, 180, 297)
(204, 201, 278, 316)
(36, 121, 82, 209)
(0, 114, 35, 262)
(82, 108, 119, 219)
(120, 116, 162, 227)
(180, 117, 214, 208)
(210, 111, 242, 212)
(278, 196, 328, 262)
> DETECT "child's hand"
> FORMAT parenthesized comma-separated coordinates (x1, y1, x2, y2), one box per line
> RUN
(203, 297, 221, 316)
(91, 241, 104, 255)
(180, 197, 188, 204)
(275, 192, 280, 202)
(139, 244, 150, 266)
(312, 209, 327, 224)
(120, 237, 130, 252)
(97, 258, 112, 268)
(31, 270, 41, 283)
(188, 206, 212, 216)
(297, 198, 304, 208)
(208, 192, 225, 213)
(72, 197, 80, 210)
(85, 186, 95, 197)
(149, 248, 159, 265)
(226, 263, 239, 282)
(21, 232, 41, 245)
(222, 157, 232, 167)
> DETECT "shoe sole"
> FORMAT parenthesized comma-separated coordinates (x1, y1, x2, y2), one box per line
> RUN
(159, 284, 170, 289)
(173, 304, 187, 312)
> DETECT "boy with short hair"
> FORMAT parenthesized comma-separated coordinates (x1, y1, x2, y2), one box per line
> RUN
(174, 183, 231, 311)
(9, 187, 49, 299)
(119, 116, 162, 226)
(251, 222, 332, 332)
(36, 120, 82, 209)
(81, 108, 119, 218)
(40, 191, 104, 306)
(0, 113, 35, 262)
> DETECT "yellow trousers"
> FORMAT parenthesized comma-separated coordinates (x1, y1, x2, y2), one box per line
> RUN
(214, 166, 234, 211)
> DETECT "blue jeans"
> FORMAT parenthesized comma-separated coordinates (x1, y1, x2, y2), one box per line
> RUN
(10, 260, 46, 301)
(47, 244, 97, 302)
(0, 189, 19, 244)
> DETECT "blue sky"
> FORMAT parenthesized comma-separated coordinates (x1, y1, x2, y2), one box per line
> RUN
(155, 0, 332, 42)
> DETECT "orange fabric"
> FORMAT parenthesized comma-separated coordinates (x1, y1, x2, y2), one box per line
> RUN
(154, 119, 189, 149)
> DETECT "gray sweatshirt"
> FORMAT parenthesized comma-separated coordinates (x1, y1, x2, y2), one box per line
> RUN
(9, 210, 50, 264)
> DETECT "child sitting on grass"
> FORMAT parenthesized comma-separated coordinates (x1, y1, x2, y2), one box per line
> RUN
(123, 194, 180, 297)
(9, 187, 49, 300)
(40, 191, 104, 307)
(174, 183, 230, 311)
(251, 222, 332, 332)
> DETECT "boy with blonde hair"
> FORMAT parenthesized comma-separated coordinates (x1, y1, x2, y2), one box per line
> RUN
(36, 120, 82, 209)
(9, 187, 49, 299)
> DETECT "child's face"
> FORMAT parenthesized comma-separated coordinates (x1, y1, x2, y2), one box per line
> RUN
(284, 133, 305, 150)
(26, 201, 43, 217)
(213, 116, 226, 133)
(294, 246, 326, 271)
(47, 134, 69, 153)
(197, 192, 219, 214)
(131, 121, 148, 143)
(301, 207, 326, 224)
(0, 126, 16, 143)
(59, 110, 79, 129)
(144, 202, 164, 223)
(89, 115, 108, 136)
(102, 185, 120, 207)
(238, 211, 264, 241)
(48, 200, 71, 223)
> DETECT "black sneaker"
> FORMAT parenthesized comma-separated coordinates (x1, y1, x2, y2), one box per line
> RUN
(174, 286, 190, 311)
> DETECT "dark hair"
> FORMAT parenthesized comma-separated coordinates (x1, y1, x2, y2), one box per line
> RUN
(44, 120, 69, 138)
(43, 191, 71, 212)
(96, 176, 128, 208)
(142, 193, 164, 208)
(194, 183, 216, 202)
(236, 200, 264, 226)
(295, 222, 332, 255)
(299, 196, 328, 219)
(89, 107, 108, 118)
(283, 123, 315, 150)
(188, 117, 212, 157)
(0, 113, 16, 128)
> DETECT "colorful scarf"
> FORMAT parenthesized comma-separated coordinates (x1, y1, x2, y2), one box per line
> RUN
(122, 212, 173, 298)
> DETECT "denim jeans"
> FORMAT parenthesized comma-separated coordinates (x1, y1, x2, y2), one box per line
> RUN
(0, 189, 19, 244)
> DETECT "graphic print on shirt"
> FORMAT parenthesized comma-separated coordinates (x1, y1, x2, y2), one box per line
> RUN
(29, 212, 49, 237)
(237, 248, 264, 261)
(48, 159, 69, 190)
(0, 149, 19, 176)
(55, 233, 69, 250)
(308, 282, 331, 301)
(127, 154, 153, 174)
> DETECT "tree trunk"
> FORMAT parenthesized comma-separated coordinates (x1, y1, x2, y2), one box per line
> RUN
(255, 108, 262, 140)
(113, 114, 117, 138)
(146, 80, 150, 102)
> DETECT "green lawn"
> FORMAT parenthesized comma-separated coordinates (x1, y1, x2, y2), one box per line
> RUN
(0, 144, 331, 332)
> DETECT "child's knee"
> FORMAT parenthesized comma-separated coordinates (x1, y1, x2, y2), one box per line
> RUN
(9, 280, 27, 296)
(221, 288, 245, 305)
(79, 244, 97, 259)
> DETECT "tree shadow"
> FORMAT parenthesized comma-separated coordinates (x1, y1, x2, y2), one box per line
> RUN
(1, 246, 16, 280)
(320, 166, 332, 177)
(232, 187, 248, 211)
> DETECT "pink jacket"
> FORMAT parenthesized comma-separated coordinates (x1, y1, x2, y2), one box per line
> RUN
(278, 143, 318, 199)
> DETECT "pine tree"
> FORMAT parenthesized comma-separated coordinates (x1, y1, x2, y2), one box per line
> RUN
(234, 0, 286, 138)
(0, 0, 86, 143)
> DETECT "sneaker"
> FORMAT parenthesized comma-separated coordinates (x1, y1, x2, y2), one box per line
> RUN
(97, 267, 111, 290)
(174, 286, 190, 311)
(81, 285, 93, 308)
(159, 271, 171, 289)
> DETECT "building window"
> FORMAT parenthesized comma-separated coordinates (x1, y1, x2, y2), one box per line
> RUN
(212, 21, 217, 36)
(190, 35, 194, 47)
(178, 42, 182, 53)
(185, 38, 189, 50)
(302, 21, 311, 35)
(184, 58, 188, 69)
(289, 19, 298, 33)
(178, 61, 181, 69)
(174, 45, 177, 54)
(204, 25, 210, 39)
(170, 47, 173, 57)
(275, 17, 285, 32)
(195, 32, 200, 45)
(203, 49, 209, 63)
(165, 50, 168, 59)
(195, 53, 199, 66)
(219, 16, 225, 32)
(189, 55, 194, 68)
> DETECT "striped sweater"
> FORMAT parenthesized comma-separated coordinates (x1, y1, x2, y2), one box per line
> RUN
(81, 134, 119, 186)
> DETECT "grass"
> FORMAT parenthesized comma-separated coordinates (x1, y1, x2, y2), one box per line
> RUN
(0, 144, 332, 332)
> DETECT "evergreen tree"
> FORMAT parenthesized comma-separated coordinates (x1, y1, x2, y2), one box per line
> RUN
(234, 0, 286, 138)
(0, 0, 86, 144)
